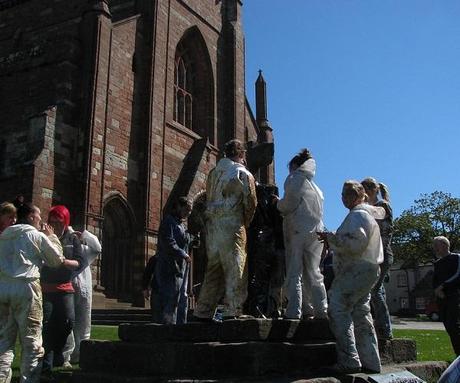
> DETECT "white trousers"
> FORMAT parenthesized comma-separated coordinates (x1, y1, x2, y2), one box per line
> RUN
(284, 231, 327, 319)
(63, 272, 92, 364)
(328, 260, 381, 372)
(0, 278, 44, 383)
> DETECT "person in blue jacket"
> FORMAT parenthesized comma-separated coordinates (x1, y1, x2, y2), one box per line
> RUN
(150, 197, 192, 324)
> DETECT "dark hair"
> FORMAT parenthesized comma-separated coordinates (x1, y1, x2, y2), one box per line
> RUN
(288, 148, 312, 170)
(16, 203, 36, 224)
(172, 197, 192, 212)
(224, 139, 246, 158)
(361, 177, 391, 202)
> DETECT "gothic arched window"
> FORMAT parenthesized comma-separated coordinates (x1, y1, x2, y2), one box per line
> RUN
(174, 54, 193, 129)
(173, 28, 214, 143)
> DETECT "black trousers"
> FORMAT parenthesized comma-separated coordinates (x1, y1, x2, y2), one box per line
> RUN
(42, 292, 75, 371)
(440, 293, 460, 356)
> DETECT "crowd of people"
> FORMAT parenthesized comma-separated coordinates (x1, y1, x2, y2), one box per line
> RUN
(0, 201, 101, 382)
(140, 140, 404, 374)
(1, 138, 458, 380)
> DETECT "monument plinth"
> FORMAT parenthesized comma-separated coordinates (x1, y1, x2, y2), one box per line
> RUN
(73, 318, 418, 383)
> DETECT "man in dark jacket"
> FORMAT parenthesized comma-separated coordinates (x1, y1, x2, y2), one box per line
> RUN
(148, 197, 192, 324)
(433, 236, 460, 355)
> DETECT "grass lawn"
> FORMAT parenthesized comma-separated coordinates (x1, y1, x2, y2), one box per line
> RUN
(11, 325, 119, 378)
(394, 328, 456, 363)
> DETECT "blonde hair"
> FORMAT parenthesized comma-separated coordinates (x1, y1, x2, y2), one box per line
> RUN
(343, 180, 366, 201)
(433, 236, 450, 250)
(0, 202, 16, 217)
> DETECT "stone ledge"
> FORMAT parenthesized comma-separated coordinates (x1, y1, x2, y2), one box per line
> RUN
(80, 340, 337, 377)
(118, 318, 335, 343)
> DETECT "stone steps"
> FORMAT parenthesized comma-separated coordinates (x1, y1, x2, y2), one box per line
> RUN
(79, 340, 337, 378)
(92, 308, 151, 326)
(118, 318, 335, 343)
(74, 318, 419, 383)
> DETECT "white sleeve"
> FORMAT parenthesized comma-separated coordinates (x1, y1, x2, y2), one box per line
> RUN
(277, 176, 302, 216)
(38, 233, 65, 267)
(80, 230, 101, 265)
(328, 213, 370, 257)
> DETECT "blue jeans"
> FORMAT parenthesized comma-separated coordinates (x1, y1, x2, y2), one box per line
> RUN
(151, 263, 189, 325)
(42, 292, 75, 371)
(371, 259, 393, 339)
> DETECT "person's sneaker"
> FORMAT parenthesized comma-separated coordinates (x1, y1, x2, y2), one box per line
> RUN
(62, 361, 73, 369)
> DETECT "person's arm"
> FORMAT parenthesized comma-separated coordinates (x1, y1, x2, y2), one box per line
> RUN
(437, 255, 460, 293)
(79, 230, 102, 266)
(242, 172, 258, 228)
(276, 175, 302, 216)
(142, 256, 157, 299)
(37, 232, 65, 267)
(160, 218, 189, 261)
(64, 235, 87, 272)
(142, 256, 156, 290)
(327, 213, 370, 257)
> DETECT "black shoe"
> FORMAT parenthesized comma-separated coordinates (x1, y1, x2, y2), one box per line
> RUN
(361, 367, 381, 374)
(191, 315, 222, 323)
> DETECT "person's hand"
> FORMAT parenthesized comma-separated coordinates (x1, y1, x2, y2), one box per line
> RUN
(435, 285, 445, 299)
(41, 223, 54, 236)
(317, 231, 328, 243)
(184, 254, 192, 263)
(143, 289, 150, 300)
(73, 231, 82, 239)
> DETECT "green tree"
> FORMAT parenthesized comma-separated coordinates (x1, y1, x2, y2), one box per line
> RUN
(393, 191, 460, 266)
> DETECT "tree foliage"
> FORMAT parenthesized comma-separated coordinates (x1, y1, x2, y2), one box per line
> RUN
(393, 191, 460, 266)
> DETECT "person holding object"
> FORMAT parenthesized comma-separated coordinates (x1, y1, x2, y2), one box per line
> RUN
(41, 206, 87, 373)
(274, 148, 327, 319)
(317, 180, 383, 374)
(0, 203, 64, 383)
(149, 197, 193, 324)
(194, 139, 257, 321)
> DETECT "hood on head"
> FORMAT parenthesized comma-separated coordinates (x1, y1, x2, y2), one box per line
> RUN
(297, 158, 316, 180)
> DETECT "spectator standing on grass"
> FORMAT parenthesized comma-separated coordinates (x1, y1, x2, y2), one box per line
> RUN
(433, 236, 460, 356)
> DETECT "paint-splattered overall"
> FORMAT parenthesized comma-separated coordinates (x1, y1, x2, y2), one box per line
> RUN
(327, 205, 383, 372)
(194, 158, 257, 318)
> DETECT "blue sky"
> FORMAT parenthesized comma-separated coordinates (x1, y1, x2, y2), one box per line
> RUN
(244, 0, 460, 229)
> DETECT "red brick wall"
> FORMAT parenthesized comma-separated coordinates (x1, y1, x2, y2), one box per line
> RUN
(0, 0, 272, 305)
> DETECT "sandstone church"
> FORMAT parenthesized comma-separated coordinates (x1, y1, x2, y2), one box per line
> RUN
(0, 0, 274, 306)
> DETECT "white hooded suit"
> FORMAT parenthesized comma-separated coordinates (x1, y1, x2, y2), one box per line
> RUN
(277, 158, 327, 319)
(0, 224, 64, 383)
(63, 229, 101, 364)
